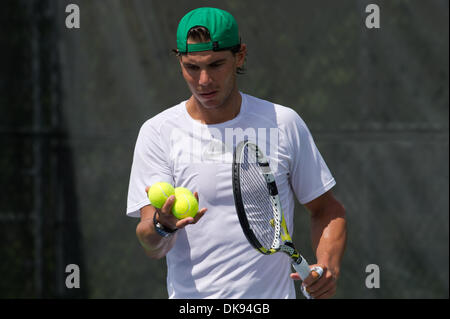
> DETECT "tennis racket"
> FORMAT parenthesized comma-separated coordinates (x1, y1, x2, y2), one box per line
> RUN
(232, 140, 323, 299)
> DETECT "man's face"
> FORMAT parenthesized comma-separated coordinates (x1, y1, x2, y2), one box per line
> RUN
(179, 45, 246, 109)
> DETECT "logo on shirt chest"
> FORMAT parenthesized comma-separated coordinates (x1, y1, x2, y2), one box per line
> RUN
(169, 126, 280, 169)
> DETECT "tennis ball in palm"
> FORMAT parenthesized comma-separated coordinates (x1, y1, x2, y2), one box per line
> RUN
(172, 187, 199, 219)
(147, 182, 175, 209)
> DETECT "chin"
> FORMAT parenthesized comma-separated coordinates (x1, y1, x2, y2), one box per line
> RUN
(196, 96, 223, 109)
(201, 100, 222, 109)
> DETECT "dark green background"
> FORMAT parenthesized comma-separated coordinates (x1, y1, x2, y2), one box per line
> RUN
(0, 0, 448, 298)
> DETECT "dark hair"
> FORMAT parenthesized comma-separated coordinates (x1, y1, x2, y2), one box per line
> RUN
(173, 26, 246, 75)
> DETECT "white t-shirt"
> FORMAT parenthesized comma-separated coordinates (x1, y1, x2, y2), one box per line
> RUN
(126, 92, 336, 298)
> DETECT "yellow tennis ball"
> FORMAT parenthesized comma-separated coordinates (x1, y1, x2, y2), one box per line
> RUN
(147, 182, 175, 209)
(172, 187, 199, 219)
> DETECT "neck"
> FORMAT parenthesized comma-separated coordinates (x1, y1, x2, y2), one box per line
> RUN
(186, 89, 242, 125)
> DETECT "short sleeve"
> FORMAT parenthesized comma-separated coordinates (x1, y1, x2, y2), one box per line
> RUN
(284, 112, 336, 205)
(126, 120, 173, 218)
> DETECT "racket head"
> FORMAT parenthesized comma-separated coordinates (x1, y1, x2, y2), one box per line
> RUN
(232, 140, 282, 255)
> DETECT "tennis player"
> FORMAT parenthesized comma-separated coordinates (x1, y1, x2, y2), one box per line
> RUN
(126, 7, 347, 299)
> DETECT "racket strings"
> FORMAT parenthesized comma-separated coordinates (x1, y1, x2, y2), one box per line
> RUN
(239, 145, 279, 250)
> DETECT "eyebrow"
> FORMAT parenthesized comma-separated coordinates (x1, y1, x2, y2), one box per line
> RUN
(183, 58, 227, 67)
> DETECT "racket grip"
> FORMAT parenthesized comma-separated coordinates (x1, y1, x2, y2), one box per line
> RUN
(292, 258, 323, 299)
(300, 266, 323, 299)
(292, 257, 312, 281)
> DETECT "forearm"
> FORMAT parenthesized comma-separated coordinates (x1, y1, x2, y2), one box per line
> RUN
(136, 207, 177, 259)
(310, 200, 347, 277)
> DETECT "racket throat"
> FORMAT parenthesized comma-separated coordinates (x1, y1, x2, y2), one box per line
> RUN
(280, 241, 299, 259)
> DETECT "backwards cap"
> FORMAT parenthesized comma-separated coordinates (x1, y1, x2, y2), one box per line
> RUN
(176, 7, 240, 53)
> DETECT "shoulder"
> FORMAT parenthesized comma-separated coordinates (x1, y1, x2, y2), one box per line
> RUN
(139, 101, 186, 136)
(242, 93, 306, 128)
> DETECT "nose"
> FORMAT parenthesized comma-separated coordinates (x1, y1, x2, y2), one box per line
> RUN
(199, 69, 212, 86)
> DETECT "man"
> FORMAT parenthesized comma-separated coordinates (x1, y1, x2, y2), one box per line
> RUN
(126, 7, 346, 299)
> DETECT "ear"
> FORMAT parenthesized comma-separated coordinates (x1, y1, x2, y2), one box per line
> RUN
(178, 54, 185, 70)
(236, 43, 247, 68)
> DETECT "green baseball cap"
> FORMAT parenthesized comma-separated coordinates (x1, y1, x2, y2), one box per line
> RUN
(176, 7, 240, 53)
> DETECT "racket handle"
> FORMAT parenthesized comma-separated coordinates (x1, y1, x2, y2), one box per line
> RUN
(292, 257, 312, 280)
(292, 258, 323, 299)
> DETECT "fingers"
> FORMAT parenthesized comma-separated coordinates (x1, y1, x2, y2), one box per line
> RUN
(193, 208, 207, 223)
(175, 207, 207, 229)
(309, 279, 337, 299)
(290, 264, 338, 299)
(175, 217, 195, 229)
(155, 195, 178, 230)
(145, 187, 207, 230)
(290, 266, 322, 284)
(290, 272, 301, 280)
(192, 192, 207, 223)
(301, 265, 338, 299)
(302, 267, 322, 287)
(160, 195, 175, 214)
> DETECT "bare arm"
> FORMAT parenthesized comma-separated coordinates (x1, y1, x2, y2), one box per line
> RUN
(291, 190, 347, 298)
(136, 190, 207, 259)
(309, 191, 347, 278)
(136, 204, 177, 259)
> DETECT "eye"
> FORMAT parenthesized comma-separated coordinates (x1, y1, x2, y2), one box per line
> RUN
(185, 64, 199, 70)
(210, 63, 223, 68)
